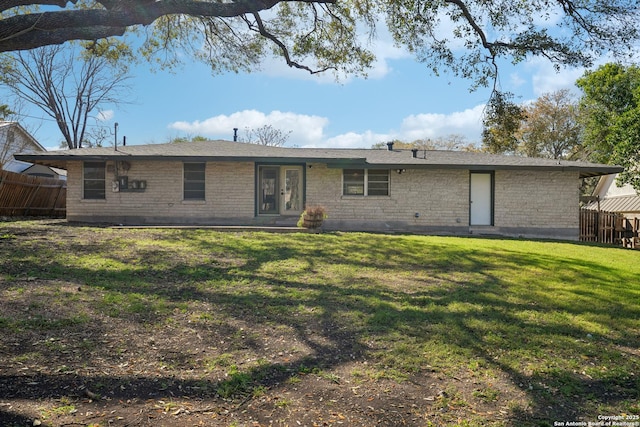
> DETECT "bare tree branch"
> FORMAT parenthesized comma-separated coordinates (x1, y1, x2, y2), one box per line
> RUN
(1, 44, 131, 148)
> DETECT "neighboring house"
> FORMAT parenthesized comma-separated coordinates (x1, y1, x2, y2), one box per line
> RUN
(15, 140, 621, 240)
(1, 121, 66, 180)
(586, 173, 640, 220)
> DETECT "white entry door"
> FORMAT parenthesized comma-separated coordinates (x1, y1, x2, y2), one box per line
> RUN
(470, 172, 493, 226)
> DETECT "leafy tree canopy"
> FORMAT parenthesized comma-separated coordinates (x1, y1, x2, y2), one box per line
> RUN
(577, 63, 640, 191)
(576, 63, 640, 163)
(1, 1, 639, 85)
(481, 89, 583, 160)
(608, 108, 640, 192)
(518, 89, 582, 160)
(481, 91, 525, 154)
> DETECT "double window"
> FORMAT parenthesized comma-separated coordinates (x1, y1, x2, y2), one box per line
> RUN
(83, 161, 106, 199)
(343, 169, 389, 196)
(184, 162, 206, 200)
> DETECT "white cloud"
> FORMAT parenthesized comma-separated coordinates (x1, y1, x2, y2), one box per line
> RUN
(318, 131, 392, 149)
(170, 105, 485, 149)
(305, 105, 484, 148)
(526, 47, 640, 97)
(96, 110, 114, 122)
(399, 104, 485, 142)
(528, 59, 585, 96)
(509, 72, 526, 88)
(169, 110, 329, 146)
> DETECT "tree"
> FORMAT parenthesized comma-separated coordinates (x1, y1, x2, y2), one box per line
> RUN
(609, 108, 640, 191)
(168, 135, 209, 143)
(1, 1, 638, 86)
(481, 92, 525, 154)
(518, 89, 582, 160)
(576, 63, 640, 163)
(372, 135, 478, 151)
(482, 90, 582, 160)
(240, 125, 291, 146)
(0, 40, 131, 149)
(576, 63, 640, 191)
(0, 104, 13, 120)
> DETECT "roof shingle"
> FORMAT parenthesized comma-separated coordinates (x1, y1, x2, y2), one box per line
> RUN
(15, 139, 623, 178)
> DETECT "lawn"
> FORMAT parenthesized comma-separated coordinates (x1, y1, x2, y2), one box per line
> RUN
(0, 219, 638, 427)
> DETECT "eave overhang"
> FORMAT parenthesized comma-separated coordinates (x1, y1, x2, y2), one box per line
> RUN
(14, 140, 623, 180)
(325, 161, 623, 179)
(13, 153, 369, 170)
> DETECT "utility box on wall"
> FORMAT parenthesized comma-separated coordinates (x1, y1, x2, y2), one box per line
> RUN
(113, 176, 147, 192)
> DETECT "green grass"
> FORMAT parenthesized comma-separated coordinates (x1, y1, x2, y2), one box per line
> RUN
(1, 220, 639, 425)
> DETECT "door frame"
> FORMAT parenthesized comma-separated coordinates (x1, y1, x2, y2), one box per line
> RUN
(257, 165, 280, 215)
(256, 164, 306, 216)
(469, 171, 494, 226)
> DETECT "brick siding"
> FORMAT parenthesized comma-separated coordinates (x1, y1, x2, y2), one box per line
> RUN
(67, 160, 254, 223)
(66, 160, 581, 238)
(306, 164, 469, 226)
(495, 170, 579, 229)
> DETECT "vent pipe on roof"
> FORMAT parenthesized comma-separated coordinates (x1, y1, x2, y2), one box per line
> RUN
(233, 128, 238, 142)
(386, 141, 394, 151)
(114, 122, 119, 151)
(123, 136, 126, 147)
(411, 148, 418, 158)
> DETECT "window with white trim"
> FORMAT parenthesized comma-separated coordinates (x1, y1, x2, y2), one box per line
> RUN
(83, 161, 106, 200)
(342, 169, 389, 196)
(183, 162, 206, 200)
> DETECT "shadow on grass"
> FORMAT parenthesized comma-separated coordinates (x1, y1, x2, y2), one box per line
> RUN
(0, 409, 34, 427)
(0, 224, 639, 426)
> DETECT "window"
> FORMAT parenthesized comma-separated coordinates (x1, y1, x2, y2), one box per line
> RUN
(367, 169, 390, 196)
(83, 161, 105, 199)
(184, 162, 206, 200)
(343, 169, 389, 196)
(343, 169, 365, 195)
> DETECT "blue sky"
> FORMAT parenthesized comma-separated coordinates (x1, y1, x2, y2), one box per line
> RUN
(17, 28, 589, 151)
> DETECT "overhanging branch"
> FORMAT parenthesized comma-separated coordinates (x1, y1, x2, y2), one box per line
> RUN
(249, 11, 334, 74)
(0, 0, 336, 52)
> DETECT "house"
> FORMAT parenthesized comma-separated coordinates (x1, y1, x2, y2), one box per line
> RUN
(1, 121, 66, 180)
(585, 174, 640, 220)
(15, 140, 622, 240)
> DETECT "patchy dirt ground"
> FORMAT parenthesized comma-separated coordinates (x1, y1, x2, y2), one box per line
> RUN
(0, 220, 594, 426)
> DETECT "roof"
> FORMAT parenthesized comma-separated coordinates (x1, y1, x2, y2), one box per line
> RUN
(585, 195, 640, 213)
(0, 121, 46, 152)
(14, 140, 623, 178)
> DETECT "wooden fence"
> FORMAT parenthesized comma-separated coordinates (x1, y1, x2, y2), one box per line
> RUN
(0, 170, 66, 217)
(580, 208, 639, 249)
